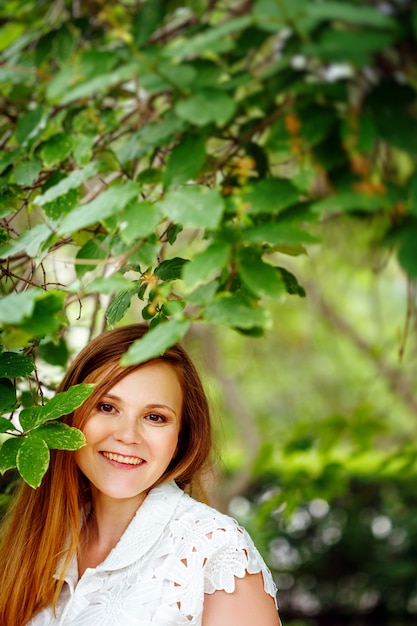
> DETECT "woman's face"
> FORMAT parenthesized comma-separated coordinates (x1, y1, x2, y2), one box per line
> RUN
(75, 360, 182, 509)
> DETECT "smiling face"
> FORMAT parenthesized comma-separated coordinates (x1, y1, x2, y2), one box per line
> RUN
(75, 360, 183, 510)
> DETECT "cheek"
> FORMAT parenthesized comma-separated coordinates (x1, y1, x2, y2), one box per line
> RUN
(79, 415, 104, 445)
(74, 442, 89, 473)
(169, 431, 180, 458)
(148, 428, 179, 458)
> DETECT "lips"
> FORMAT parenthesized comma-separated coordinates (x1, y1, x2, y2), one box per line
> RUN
(102, 451, 144, 466)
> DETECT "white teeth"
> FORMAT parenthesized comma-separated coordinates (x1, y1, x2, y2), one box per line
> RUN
(103, 452, 143, 466)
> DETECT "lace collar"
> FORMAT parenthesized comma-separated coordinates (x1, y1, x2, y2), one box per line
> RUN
(98, 481, 184, 571)
(58, 481, 184, 585)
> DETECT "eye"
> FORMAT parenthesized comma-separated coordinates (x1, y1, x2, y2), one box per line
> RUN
(97, 402, 116, 414)
(145, 413, 165, 424)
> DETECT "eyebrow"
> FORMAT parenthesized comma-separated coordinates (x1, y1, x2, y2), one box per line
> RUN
(103, 394, 178, 417)
(146, 403, 178, 417)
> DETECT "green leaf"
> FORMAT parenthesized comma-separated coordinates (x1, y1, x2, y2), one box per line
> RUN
(121, 319, 191, 366)
(164, 223, 183, 245)
(40, 133, 73, 167)
(136, 168, 162, 185)
(80, 49, 119, 79)
(39, 338, 70, 367)
(120, 201, 163, 244)
(154, 257, 189, 281)
(374, 108, 417, 155)
(34, 422, 86, 450)
(302, 29, 394, 65)
(65, 64, 137, 103)
(279, 267, 306, 297)
(312, 191, 388, 214)
(20, 291, 66, 337)
(186, 60, 223, 89)
(0, 416, 15, 433)
(15, 105, 45, 146)
(13, 158, 42, 186)
(296, 106, 335, 148)
(158, 62, 197, 90)
(340, 112, 377, 155)
(40, 383, 95, 424)
(398, 229, 417, 279)
(244, 223, 318, 245)
(118, 113, 186, 164)
(409, 173, 417, 217)
(205, 293, 271, 330)
(307, 2, 395, 28)
(158, 186, 224, 229)
(17, 435, 50, 488)
(0, 288, 42, 325)
(163, 135, 207, 189)
(238, 251, 286, 298)
(254, 0, 310, 32)
(0, 223, 54, 260)
(43, 187, 80, 220)
(175, 89, 236, 127)
(0, 352, 34, 377)
(0, 21, 25, 53)
(19, 406, 41, 432)
(186, 280, 219, 306)
(19, 384, 94, 430)
(168, 15, 252, 59)
(75, 236, 108, 279)
(106, 285, 140, 325)
(162, 300, 186, 317)
(182, 242, 231, 290)
(55, 24, 75, 62)
(242, 179, 300, 215)
(58, 181, 139, 235)
(48, 63, 138, 105)
(73, 133, 94, 166)
(133, 0, 165, 46)
(0, 437, 23, 473)
(34, 162, 101, 206)
(0, 149, 25, 175)
(0, 185, 20, 214)
(0, 380, 16, 412)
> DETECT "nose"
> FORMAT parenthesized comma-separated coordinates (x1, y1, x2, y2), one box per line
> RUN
(113, 415, 142, 445)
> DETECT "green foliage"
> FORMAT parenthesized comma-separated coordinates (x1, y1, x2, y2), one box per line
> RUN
(121, 319, 191, 366)
(0, 0, 416, 491)
(0, 383, 93, 487)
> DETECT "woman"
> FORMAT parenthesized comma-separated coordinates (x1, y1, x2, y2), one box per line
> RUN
(0, 324, 281, 625)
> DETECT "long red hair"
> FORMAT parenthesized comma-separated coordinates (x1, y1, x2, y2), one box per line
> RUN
(0, 324, 212, 625)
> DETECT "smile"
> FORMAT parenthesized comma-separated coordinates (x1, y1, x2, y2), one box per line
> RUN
(102, 451, 144, 466)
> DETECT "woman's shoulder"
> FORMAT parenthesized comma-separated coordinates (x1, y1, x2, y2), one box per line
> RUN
(153, 482, 243, 533)
(176, 490, 246, 533)
(169, 488, 261, 559)
(144, 483, 277, 603)
(168, 488, 277, 599)
(149, 482, 263, 561)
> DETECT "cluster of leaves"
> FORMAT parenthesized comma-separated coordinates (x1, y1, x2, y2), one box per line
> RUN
(1, 0, 417, 486)
(0, 349, 92, 487)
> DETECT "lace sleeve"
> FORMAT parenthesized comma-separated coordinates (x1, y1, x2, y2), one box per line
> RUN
(202, 521, 278, 603)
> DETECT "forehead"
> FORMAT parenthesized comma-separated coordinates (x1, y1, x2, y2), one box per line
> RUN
(101, 360, 183, 406)
(109, 360, 181, 390)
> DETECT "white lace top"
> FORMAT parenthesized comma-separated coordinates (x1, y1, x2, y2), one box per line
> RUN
(28, 481, 277, 625)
